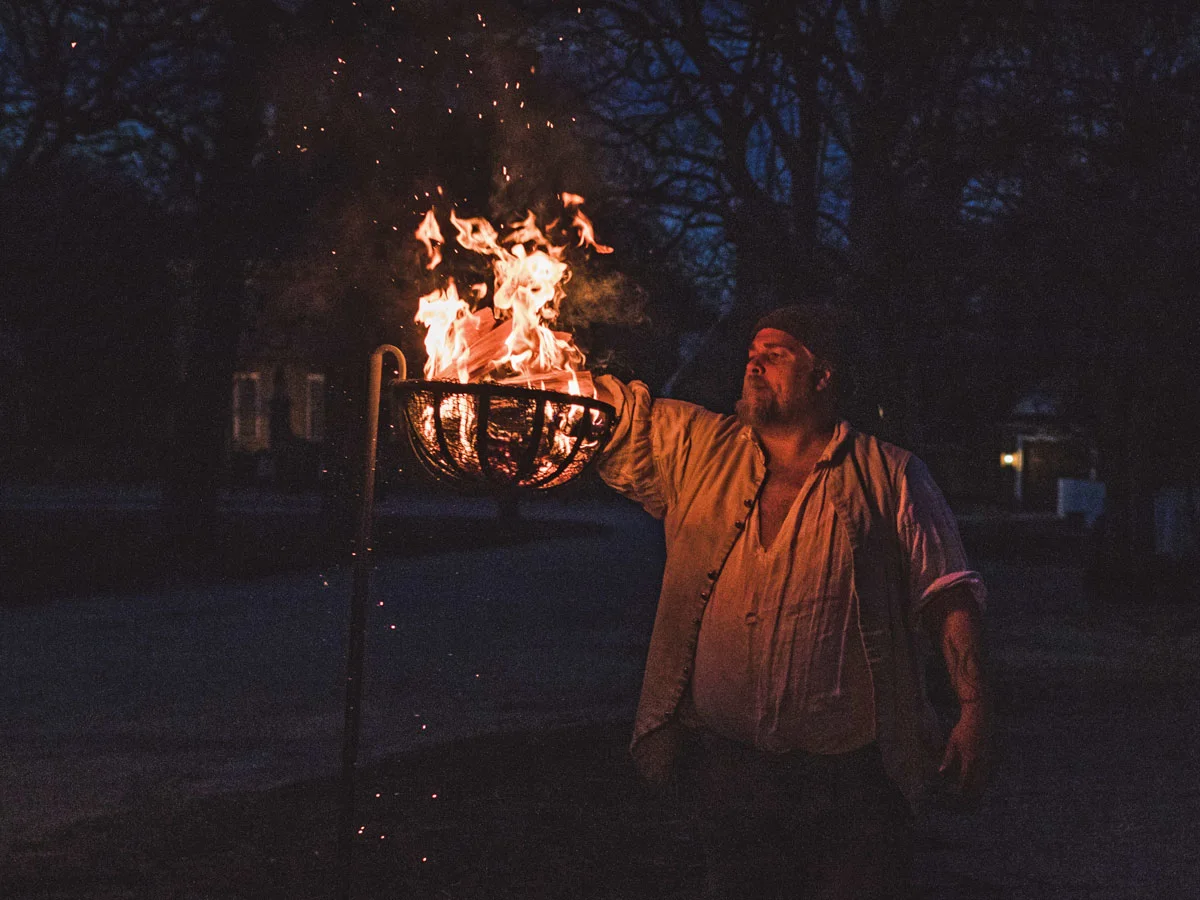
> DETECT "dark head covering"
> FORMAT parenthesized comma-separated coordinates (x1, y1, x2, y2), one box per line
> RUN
(752, 305, 845, 365)
(751, 304, 854, 396)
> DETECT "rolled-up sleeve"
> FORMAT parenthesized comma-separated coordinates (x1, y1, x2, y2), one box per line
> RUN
(896, 457, 987, 619)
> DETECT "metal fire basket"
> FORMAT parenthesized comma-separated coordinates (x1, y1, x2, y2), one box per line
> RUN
(394, 379, 617, 490)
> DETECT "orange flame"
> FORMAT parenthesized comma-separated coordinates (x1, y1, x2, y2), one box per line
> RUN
(415, 209, 444, 270)
(413, 278, 470, 383)
(562, 192, 613, 254)
(413, 195, 610, 396)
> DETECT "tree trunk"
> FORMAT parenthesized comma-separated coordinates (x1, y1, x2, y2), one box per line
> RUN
(1092, 316, 1157, 608)
(164, 0, 275, 523)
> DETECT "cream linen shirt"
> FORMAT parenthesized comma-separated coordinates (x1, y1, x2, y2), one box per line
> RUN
(689, 423, 876, 753)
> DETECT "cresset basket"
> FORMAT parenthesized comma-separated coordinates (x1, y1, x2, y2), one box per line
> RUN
(393, 379, 617, 490)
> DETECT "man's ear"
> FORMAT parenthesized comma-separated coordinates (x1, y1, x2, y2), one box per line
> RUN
(813, 366, 833, 392)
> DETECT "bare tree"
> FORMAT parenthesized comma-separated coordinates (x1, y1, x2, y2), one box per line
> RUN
(541, 1, 1030, 428)
(0, 0, 217, 190)
(997, 0, 1200, 603)
(0, 0, 299, 516)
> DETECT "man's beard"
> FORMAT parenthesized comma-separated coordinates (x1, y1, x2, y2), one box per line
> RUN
(736, 381, 796, 429)
(737, 378, 810, 430)
(735, 394, 777, 429)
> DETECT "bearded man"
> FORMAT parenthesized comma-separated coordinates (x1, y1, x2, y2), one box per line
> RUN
(594, 306, 989, 900)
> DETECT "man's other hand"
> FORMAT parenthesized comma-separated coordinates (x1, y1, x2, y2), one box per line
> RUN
(939, 703, 990, 806)
(632, 723, 681, 792)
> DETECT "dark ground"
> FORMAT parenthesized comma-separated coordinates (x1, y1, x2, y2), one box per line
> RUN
(5, 630, 1199, 900)
(0, 488, 1092, 606)
(3, 496, 1199, 898)
(0, 503, 604, 606)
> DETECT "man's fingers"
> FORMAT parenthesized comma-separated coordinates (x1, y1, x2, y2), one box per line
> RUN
(939, 740, 960, 775)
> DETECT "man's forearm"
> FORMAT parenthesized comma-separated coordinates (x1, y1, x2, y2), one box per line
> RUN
(925, 586, 992, 799)
(942, 608, 987, 709)
(924, 586, 988, 709)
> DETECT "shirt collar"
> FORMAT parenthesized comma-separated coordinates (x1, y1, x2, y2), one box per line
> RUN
(740, 418, 855, 467)
(815, 420, 855, 468)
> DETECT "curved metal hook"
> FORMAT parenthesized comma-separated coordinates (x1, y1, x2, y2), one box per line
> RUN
(374, 343, 407, 382)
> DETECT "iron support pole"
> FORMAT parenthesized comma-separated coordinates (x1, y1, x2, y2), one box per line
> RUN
(337, 345, 405, 900)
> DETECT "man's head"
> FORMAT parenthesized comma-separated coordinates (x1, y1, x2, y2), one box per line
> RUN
(736, 305, 846, 431)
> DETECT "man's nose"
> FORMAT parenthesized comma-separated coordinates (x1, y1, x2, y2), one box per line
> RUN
(746, 355, 764, 375)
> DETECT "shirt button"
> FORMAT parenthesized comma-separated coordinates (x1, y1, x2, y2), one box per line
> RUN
(700, 591, 711, 601)
(706, 570, 718, 580)
(734, 520, 745, 530)
(744, 499, 754, 508)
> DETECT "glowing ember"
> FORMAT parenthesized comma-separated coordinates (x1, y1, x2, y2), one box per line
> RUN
(412, 193, 610, 396)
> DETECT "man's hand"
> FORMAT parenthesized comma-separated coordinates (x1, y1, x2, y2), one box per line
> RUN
(592, 375, 620, 410)
(632, 722, 681, 792)
(939, 703, 990, 805)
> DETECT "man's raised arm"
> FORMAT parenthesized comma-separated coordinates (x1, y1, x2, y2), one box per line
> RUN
(591, 375, 669, 519)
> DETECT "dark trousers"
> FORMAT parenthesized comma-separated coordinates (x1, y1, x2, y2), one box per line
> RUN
(678, 732, 914, 900)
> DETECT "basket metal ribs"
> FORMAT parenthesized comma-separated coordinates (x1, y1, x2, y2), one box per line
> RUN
(395, 380, 617, 490)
